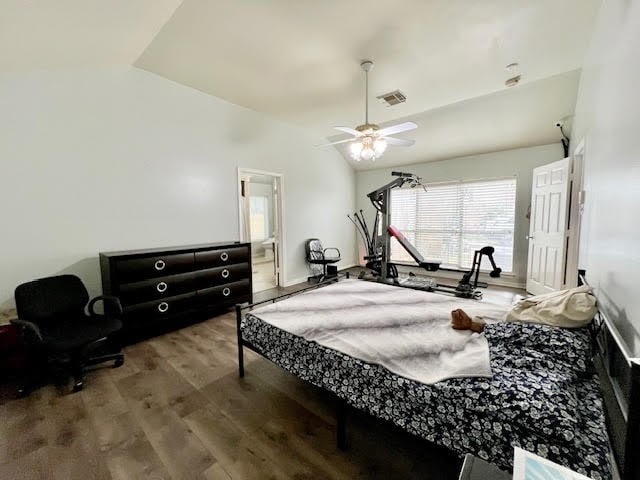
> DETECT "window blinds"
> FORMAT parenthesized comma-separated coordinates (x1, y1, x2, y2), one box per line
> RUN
(390, 178, 516, 272)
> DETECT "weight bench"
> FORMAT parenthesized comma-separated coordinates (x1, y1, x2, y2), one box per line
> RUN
(387, 225, 441, 272)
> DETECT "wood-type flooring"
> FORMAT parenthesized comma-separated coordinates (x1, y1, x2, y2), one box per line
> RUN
(0, 275, 523, 479)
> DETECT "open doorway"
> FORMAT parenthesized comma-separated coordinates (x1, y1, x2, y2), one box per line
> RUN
(238, 168, 284, 293)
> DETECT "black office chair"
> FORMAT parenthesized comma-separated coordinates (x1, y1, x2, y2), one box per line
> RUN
(12, 274, 124, 395)
(305, 239, 341, 282)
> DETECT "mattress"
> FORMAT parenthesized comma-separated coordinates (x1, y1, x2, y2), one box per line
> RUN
(241, 281, 611, 479)
(248, 279, 512, 384)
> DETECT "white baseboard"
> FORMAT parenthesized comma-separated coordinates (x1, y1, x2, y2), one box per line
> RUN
(339, 263, 359, 271)
(283, 275, 308, 287)
(283, 264, 359, 288)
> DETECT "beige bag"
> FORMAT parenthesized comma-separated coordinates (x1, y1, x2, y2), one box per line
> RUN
(506, 286, 597, 328)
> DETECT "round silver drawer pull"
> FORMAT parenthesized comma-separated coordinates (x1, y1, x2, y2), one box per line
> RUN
(158, 302, 169, 313)
(156, 282, 168, 293)
(154, 259, 166, 271)
(221, 269, 230, 279)
(220, 252, 229, 262)
(222, 287, 231, 297)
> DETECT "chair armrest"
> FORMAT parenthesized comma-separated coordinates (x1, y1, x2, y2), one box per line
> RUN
(88, 295, 123, 317)
(323, 247, 341, 259)
(10, 319, 43, 343)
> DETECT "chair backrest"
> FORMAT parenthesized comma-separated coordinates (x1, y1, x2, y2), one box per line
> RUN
(14, 274, 89, 324)
(305, 239, 324, 261)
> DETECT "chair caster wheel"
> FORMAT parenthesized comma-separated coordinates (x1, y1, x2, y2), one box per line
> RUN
(114, 357, 124, 368)
(17, 386, 30, 398)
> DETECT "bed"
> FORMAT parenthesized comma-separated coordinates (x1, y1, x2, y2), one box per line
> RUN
(235, 277, 637, 479)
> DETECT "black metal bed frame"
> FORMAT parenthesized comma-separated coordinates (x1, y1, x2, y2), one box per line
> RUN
(591, 308, 640, 479)
(235, 276, 640, 478)
(235, 276, 350, 448)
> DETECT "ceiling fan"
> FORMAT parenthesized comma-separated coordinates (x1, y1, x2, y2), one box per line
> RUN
(322, 60, 417, 162)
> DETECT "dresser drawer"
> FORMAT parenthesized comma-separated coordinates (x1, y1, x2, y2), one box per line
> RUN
(195, 247, 249, 268)
(117, 272, 195, 305)
(100, 242, 251, 338)
(195, 263, 250, 289)
(197, 280, 251, 306)
(122, 292, 196, 321)
(116, 253, 194, 282)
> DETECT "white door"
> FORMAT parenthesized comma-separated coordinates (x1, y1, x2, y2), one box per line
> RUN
(526, 158, 571, 295)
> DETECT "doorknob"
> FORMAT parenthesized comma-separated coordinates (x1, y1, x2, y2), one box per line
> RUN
(526, 235, 535, 240)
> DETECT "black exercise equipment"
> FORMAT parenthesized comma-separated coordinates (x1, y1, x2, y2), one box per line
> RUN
(387, 225, 440, 272)
(349, 171, 503, 299)
(348, 209, 397, 279)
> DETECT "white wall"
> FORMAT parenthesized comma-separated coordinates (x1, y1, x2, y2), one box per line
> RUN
(0, 66, 356, 309)
(571, 0, 640, 354)
(355, 144, 564, 287)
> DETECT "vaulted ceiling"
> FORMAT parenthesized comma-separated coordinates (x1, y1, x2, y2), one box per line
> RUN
(0, 0, 183, 70)
(2, 0, 601, 170)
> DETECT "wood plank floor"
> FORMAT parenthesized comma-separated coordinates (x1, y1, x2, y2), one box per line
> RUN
(0, 276, 523, 480)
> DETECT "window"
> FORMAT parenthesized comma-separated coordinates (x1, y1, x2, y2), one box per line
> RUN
(390, 178, 516, 273)
(249, 195, 269, 241)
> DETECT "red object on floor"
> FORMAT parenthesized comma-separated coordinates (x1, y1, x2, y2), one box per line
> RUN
(0, 323, 28, 380)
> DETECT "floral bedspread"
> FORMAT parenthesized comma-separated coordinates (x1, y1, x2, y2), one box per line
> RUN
(242, 313, 611, 479)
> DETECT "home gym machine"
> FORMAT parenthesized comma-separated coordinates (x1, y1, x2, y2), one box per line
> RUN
(349, 171, 502, 299)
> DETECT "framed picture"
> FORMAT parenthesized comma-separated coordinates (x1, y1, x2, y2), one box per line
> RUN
(513, 447, 593, 480)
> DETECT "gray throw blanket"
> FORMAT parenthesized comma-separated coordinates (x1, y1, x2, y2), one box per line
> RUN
(250, 279, 510, 384)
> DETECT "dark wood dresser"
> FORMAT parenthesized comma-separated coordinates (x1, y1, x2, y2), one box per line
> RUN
(100, 242, 252, 338)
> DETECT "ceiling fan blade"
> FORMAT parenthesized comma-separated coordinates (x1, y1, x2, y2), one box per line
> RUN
(316, 138, 354, 147)
(334, 126, 360, 136)
(376, 121, 417, 137)
(384, 137, 415, 147)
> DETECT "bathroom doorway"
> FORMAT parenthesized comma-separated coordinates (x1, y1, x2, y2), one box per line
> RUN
(238, 168, 284, 293)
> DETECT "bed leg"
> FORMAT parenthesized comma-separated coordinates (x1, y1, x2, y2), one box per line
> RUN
(235, 304, 245, 378)
(336, 399, 347, 450)
(238, 344, 245, 378)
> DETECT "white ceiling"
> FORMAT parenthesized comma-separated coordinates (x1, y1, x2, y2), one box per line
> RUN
(2, 0, 601, 169)
(332, 69, 580, 171)
(0, 0, 183, 71)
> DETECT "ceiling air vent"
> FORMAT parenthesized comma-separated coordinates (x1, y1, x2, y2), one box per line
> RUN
(377, 90, 407, 106)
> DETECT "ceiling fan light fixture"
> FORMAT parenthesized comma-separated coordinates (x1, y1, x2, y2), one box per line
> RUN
(349, 141, 364, 159)
(360, 146, 375, 161)
(374, 138, 387, 156)
(322, 61, 417, 161)
(349, 136, 386, 162)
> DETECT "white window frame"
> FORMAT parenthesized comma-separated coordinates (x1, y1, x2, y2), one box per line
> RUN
(249, 194, 270, 241)
(390, 176, 517, 273)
